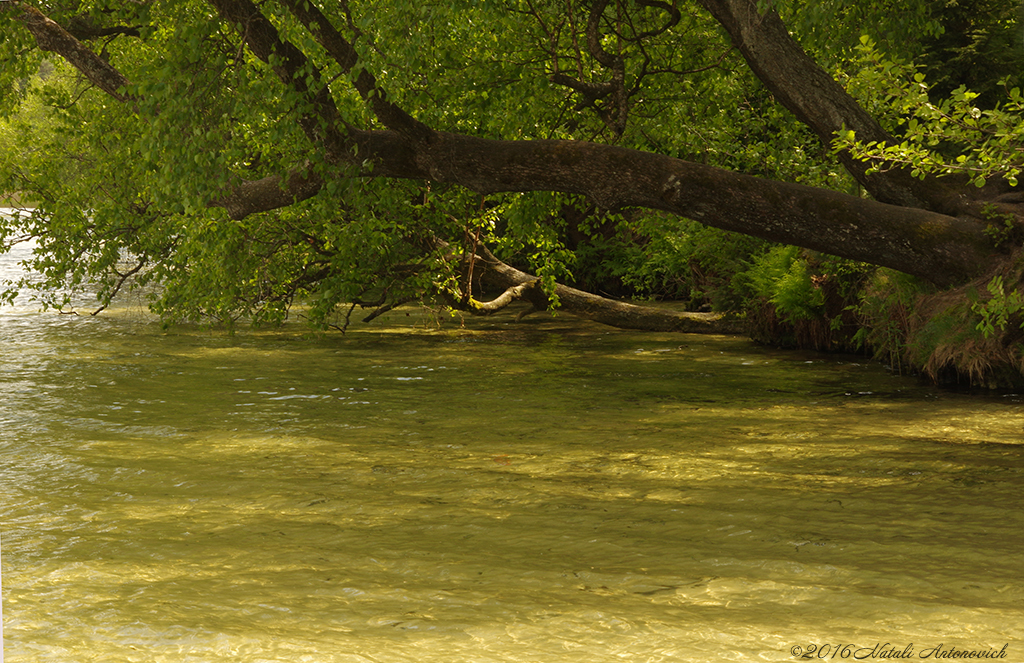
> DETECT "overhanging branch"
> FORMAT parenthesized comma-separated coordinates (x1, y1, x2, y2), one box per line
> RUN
(341, 128, 994, 287)
(472, 244, 744, 332)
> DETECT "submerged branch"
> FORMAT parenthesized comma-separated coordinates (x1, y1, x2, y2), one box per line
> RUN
(467, 281, 538, 313)
(471, 245, 745, 334)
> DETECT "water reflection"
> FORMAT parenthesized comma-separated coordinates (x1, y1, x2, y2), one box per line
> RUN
(2, 228, 1023, 662)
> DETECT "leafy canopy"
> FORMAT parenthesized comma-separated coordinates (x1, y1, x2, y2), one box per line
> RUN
(0, 0, 1018, 328)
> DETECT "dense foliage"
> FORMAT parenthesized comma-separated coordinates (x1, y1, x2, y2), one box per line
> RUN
(0, 0, 799, 318)
(2, 0, 1023, 383)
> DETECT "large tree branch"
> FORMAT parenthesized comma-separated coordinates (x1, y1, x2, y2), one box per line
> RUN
(13, 3, 134, 103)
(342, 129, 993, 287)
(214, 167, 324, 221)
(139, 118, 1001, 287)
(696, 0, 979, 216)
(11, 0, 998, 288)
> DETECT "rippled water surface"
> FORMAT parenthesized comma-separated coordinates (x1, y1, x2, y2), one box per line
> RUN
(2, 214, 1023, 662)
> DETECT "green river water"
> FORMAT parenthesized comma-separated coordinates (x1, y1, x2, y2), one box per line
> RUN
(2, 223, 1023, 662)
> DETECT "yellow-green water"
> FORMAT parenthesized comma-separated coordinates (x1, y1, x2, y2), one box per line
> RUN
(2, 235, 1023, 662)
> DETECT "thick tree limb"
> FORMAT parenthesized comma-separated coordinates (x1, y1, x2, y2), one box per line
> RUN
(214, 167, 325, 221)
(13, 3, 134, 103)
(467, 281, 536, 313)
(696, 0, 977, 215)
(342, 128, 993, 287)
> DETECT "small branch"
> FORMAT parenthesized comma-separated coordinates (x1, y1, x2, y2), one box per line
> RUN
(631, 0, 681, 40)
(65, 15, 142, 41)
(362, 297, 416, 323)
(551, 72, 615, 106)
(585, 0, 622, 70)
(90, 257, 148, 315)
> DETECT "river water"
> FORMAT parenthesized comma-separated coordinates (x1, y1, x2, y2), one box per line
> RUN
(2, 210, 1023, 662)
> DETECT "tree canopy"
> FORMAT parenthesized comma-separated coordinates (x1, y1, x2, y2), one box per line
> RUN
(2, 0, 1024, 382)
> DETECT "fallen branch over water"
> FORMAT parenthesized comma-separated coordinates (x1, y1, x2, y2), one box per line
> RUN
(471, 245, 746, 335)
